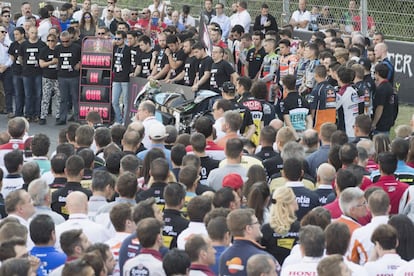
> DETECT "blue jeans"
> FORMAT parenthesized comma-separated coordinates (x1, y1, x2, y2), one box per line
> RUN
(0, 68, 14, 113)
(13, 75, 25, 116)
(22, 74, 42, 117)
(58, 77, 79, 122)
(112, 82, 129, 124)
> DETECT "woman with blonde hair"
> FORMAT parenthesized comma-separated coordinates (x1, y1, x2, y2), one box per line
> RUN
(261, 186, 300, 265)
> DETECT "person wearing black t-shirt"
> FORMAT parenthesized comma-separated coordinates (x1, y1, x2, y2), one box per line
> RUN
(127, 31, 141, 73)
(280, 74, 312, 138)
(112, 30, 131, 125)
(167, 38, 199, 86)
(165, 34, 187, 81)
(210, 46, 239, 94)
(221, 81, 255, 138)
(8, 27, 26, 117)
(55, 30, 81, 125)
(149, 32, 170, 80)
(132, 35, 152, 79)
(38, 34, 60, 125)
(192, 42, 213, 92)
(372, 63, 395, 135)
(162, 183, 189, 249)
(19, 26, 46, 122)
(246, 31, 266, 79)
(51, 155, 92, 219)
(283, 157, 320, 221)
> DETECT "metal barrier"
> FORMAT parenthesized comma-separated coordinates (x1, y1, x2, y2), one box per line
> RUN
(105, 0, 413, 41)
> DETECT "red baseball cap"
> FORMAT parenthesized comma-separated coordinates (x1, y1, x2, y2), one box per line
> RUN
(222, 174, 244, 190)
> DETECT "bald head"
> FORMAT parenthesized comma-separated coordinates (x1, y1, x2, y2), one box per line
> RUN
(317, 163, 336, 184)
(374, 43, 388, 60)
(269, 119, 284, 132)
(302, 129, 319, 149)
(66, 191, 88, 214)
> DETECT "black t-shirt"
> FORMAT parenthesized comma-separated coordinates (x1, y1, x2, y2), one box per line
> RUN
(280, 92, 311, 131)
(261, 100, 277, 126)
(39, 46, 58, 79)
(255, 146, 277, 161)
(162, 209, 189, 249)
(130, 45, 141, 71)
(20, 39, 46, 76)
(51, 182, 92, 219)
(315, 187, 334, 205)
(290, 186, 320, 221)
(169, 48, 187, 79)
(263, 152, 283, 178)
(137, 50, 152, 78)
(113, 44, 132, 82)
(8, 41, 23, 75)
(246, 47, 266, 79)
(54, 43, 81, 78)
(155, 49, 169, 73)
(239, 93, 264, 144)
(373, 80, 394, 131)
(199, 156, 220, 186)
(261, 221, 300, 265)
(182, 56, 199, 86)
(198, 56, 213, 90)
(230, 98, 254, 134)
(210, 60, 235, 93)
(136, 182, 166, 210)
(364, 73, 376, 98)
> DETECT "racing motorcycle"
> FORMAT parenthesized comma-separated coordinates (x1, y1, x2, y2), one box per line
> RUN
(132, 80, 219, 133)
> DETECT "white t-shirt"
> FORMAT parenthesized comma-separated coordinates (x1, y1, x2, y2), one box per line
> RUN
(364, 253, 407, 275)
(395, 259, 414, 276)
(344, 259, 368, 276)
(123, 252, 166, 276)
(38, 19, 52, 42)
(336, 85, 360, 138)
(281, 257, 322, 276)
(230, 10, 251, 33)
(213, 117, 225, 141)
(72, 10, 84, 22)
(55, 213, 111, 250)
(290, 10, 311, 31)
(177, 222, 207, 250)
(349, 215, 389, 265)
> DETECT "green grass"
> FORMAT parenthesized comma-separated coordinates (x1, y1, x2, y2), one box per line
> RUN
(390, 104, 414, 140)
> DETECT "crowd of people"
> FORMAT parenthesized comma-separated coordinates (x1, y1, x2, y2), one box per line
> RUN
(0, 0, 413, 275)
